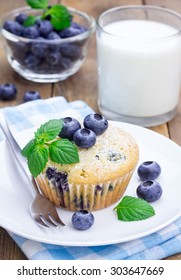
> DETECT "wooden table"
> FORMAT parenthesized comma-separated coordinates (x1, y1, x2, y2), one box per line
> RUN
(0, 0, 181, 260)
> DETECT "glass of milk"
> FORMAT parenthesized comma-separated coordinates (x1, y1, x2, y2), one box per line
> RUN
(96, 6, 181, 126)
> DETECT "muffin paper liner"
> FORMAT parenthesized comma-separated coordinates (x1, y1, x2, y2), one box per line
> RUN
(36, 168, 135, 211)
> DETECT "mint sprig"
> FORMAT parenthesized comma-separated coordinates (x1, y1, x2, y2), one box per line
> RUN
(42, 5, 71, 30)
(26, 0, 48, 9)
(49, 139, 79, 164)
(21, 119, 79, 177)
(23, 15, 38, 27)
(24, 0, 71, 30)
(114, 196, 155, 221)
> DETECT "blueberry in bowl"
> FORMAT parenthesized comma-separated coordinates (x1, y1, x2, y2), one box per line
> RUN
(0, 4, 95, 83)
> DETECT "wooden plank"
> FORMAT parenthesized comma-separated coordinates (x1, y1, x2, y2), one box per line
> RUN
(0, 228, 26, 260)
(168, 97, 181, 146)
(144, 0, 181, 13)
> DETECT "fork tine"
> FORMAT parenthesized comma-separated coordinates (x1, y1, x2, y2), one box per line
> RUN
(49, 209, 65, 226)
(40, 214, 58, 228)
(48, 213, 65, 227)
(34, 215, 49, 228)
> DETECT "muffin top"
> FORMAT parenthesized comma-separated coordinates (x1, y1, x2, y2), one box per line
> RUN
(44, 124, 139, 184)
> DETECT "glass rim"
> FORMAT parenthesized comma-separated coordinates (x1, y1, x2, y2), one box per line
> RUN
(0, 5, 96, 43)
(96, 5, 181, 42)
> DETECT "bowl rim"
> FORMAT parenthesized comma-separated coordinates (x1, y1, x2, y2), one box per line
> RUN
(0, 5, 96, 43)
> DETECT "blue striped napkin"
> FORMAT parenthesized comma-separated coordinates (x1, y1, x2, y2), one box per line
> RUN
(1, 96, 181, 260)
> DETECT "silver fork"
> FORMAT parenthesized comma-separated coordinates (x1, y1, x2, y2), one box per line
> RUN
(0, 113, 65, 228)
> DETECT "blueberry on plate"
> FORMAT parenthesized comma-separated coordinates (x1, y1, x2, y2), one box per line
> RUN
(3, 20, 23, 36)
(83, 113, 108, 136)
(137, 161, 161, 181)
(73, 128, 96, 148)
(59, 117, 81, 140)
(0, 83, 17, 100)
(23, 90, 41, 102)
(72, 210, 94, 230)
(136, 180, 163, 202)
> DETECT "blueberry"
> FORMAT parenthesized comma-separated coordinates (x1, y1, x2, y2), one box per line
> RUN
(24, 53, 41, 67)
(59, 117, 81, 140)
(46, 167, 56, 180)
(23, 26, 39, 39)
(71, 22, 87, 33)
(59, 26, 83, 38)
(83, 113, 108, 136)
(136, 180, 163, 202)
(47, 51, 61, 66)
(59, 43, 81, 59)
(3, 20, 23, 36)
(23, 90, 41, 102)
(72, 210, 94, 230)
(15, 13, 28, 24)
(73, 128, 96, 148)
(37, 20, 53, 37)
(47, 31, 60, 40)
(8, 41, 28, 63)
(54, 171, 69, 192)
(0, 83, 17, 100)
(31, 40, 49, 58)
(137, 161, 161, 181)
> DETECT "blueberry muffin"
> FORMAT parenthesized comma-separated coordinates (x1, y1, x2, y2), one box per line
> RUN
(35, 120, 139, 211)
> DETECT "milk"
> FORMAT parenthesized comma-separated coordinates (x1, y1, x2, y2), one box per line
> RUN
(97, 20, 181, 119)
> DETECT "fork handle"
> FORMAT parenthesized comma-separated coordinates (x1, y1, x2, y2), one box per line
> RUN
(0, 113, 35, 195)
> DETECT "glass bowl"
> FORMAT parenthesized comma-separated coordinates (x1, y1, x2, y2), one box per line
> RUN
(0, 6, 95, 83)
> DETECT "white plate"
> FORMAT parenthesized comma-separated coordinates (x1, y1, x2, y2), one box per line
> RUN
(0, 121, 181, 246)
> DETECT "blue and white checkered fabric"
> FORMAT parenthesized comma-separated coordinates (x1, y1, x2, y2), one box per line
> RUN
(1, 96, 181, 260)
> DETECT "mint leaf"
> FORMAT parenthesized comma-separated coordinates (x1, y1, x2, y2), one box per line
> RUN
(21, 139, 36, 157)
(114, 196, 155, 221)
(23, 16, 39, 27)
(21, 118, 79, 177)
(42, 4, 71, 30)
(35, 119, 63, 142)
(28, 146, 48, 177)
(49, 139, 79, 164)
(23, 15, 38, 27)
(26, 0, 48, 9)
